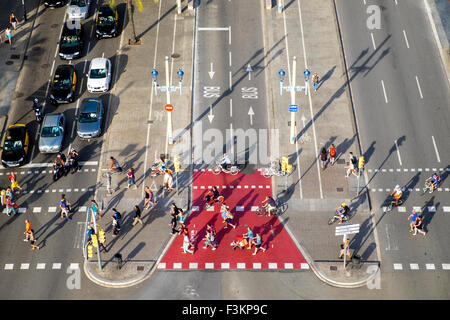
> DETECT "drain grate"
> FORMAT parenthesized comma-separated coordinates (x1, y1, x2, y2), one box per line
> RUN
(137, 266, 144, 271)
(330, 266, 338, 271)
(337, 187, 344, 192)
(5, 61, 13, 65)
(10, 54, 20, 60)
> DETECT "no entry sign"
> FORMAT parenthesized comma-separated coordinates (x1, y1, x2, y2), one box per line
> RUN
(165, 104, 174, 112)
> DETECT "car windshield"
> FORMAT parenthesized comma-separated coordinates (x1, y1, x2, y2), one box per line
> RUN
(41, 126, 60, 137)
(89, 68, 106, 79)
(53, 75, 71, 90)
(70, 0, 86, 7)
(98, 12, 114, 25)
(61, 35, 80, 48)
(79, 112, 98, 123)
(3, 140, 22, 152)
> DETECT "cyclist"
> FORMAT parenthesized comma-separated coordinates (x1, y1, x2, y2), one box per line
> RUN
(261, 196, 277, 217)
(205, 186, 220, 206)
(391, 184, 403, 207)
(68, 148, 81, 172)
(109, 156, 122, 173)
(425, 173, 440, 193)
(156, 156, 167, 175)
(220, 153, 232, 172)
(336, 202, 350, 224)
(270, 159, 282, 174)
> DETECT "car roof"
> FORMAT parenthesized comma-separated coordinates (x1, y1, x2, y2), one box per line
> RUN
(43, 113, 63, 127)
(6, 125, 26, 140)
(81, 98, 101, 113)
(90, 58, 109, 69)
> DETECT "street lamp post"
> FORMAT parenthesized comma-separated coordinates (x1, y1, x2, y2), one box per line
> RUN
(152, 57, 184, 146)
(127, 0, 141, 45)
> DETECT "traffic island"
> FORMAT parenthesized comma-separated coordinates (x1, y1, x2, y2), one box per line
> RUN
(84, 259, 156, 288)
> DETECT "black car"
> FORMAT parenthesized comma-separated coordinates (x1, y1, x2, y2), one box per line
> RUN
(1, 124, 29, 168)
(59, 21, 84, 60)
(95, 5, 119, 39)
(44, 0, 65, 8)
(49, 65, 78, 105)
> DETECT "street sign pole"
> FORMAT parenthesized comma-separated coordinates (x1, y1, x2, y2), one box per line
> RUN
(335, 223, 360, 269)
(290, 56, 297, 144)
(165, 56, 173, 145)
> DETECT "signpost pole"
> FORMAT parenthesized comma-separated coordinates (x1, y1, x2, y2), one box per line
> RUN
(165, 56, 173, 145)
(289, 56, 297, 144)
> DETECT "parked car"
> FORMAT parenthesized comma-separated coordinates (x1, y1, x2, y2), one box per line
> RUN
(49, 65, 77, 105)
(59, 20, 84, 60)
(39, 113, 66, 153)
(87, 57, 112, 93)
(44, 0, 65, 8)
(66, 0, 90, 20)
(1, 124, 29, 167)
(77, 98, 104, 139)
(95, 4, 119, 39)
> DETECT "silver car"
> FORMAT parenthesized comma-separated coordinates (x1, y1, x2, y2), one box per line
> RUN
(66, 0, 90, 20)
(77, 98, 104, 139)
(39, 113, 66, 153)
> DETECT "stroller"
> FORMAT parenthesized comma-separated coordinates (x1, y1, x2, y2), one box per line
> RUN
(230, 236, 248, 250)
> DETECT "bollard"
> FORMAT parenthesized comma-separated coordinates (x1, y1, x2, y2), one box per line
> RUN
(114, 253, 123, 270)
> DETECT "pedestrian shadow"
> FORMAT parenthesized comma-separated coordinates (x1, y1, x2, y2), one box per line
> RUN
(363, 141, 376, 165)
(317, 65, 336, 90)
(421, 196, 439, 233)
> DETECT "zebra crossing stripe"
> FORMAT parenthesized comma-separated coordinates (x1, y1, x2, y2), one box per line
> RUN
(4, 264, 14, 270)
(36, 263, 46, 270)
(393, 263, 403, 270)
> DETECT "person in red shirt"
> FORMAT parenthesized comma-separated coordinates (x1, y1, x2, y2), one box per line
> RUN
(329, 144, 337, 165)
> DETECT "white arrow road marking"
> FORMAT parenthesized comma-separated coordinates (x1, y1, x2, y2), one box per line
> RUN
(246, 64, 253, 80)
(208, 105, 214, 123)
(208, 63, 215, 79)
(248, 106, 254, 125)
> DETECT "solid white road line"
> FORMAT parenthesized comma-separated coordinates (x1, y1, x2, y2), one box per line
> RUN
(394, 139, 403, 166)
(403, 30, 410, 49)
(381, 80, 388, 103)
(415, 75, 424, 99)
(431, 136, 441, 162)
(370, 32, 376, 50)
(230, 99, 233, 117)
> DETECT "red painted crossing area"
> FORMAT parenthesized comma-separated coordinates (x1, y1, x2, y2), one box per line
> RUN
(159, 169, 307, 270)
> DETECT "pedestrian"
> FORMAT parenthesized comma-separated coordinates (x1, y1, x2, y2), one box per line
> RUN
(182, 229, 194, 254)
(9, 171, 22, 192)
(163, 169, 175, 192)
(243, 226, 254, 250)
(127, 168, 137, 189)
(132, 205, 143, 226)
(252, 233, 266, 255)
(5, 195, 16, 216)
(112, 208, 122, 223)
(345, 152, 358, 178)
(106, 173, 113, 195)
(5, 187, 14, 203)
(59, 194, 72, 220)
(176, 208, 185, 229)
(202, 230, 217, 250)
(312, 72, 320, 92)
(329, 144, 337, 165)
(90, 199, 101, 220)
(223, 207, 237, 229)
(408, 209, 418, 233)
(29, 229, 40, 250)
(10, 13, 19, 30)
(0, 188, 5, 206)
(112, 217, 120, 236)
(319, 147, 328, 170)
(413, 215, 426, 236)
(206, 223, 216, 237)
(143, 186, 155, 210)
(338, 241, 351, 259)
(5, 26, 12, 47)
(24, 220, 32, 241)
(170, 211, 178, 235)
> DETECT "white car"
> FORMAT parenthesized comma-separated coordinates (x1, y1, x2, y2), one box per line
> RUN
(66, 0, 90, 20)
(87, 58, 112, 93)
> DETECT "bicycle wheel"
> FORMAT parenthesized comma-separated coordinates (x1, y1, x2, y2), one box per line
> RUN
(255, 207, 265, 216)
(212, 165, 222, 175)
(230, 166, 239, 175)
(262, 168, 272, 179)
(328, 216, 337, 225)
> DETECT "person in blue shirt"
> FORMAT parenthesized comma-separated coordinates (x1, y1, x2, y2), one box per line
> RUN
(426, 173, 440, 193)
(252, 233, 266, 255)
(243, 227, 254, 250)
(60, 194, 71, 220)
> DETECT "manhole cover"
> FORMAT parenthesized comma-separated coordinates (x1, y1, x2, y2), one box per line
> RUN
(137, 266, 144, 271)
(5, 61, 13, 65)
(41, 63, 50, 69)
(10, 54, 20, 60)
(171, 53, 180, 59)
(337, 187, 344, 192)
(330, 266, 338, 271)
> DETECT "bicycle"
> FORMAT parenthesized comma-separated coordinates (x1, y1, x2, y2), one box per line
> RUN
(423, 181, 438, 194)
(212, 162, 240, 175)
(261, 167, 288, 178)
(255, 202, 287, 217)
(204, 195, 225, 210)
(101, 164, 127, 178)
(150, 163, 168, 177)
(385, 197, 404, 212)
(328, 210, 350, 225)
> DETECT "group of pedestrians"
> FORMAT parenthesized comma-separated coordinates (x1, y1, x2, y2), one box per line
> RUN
(408, 209, 426, 236)
(319, 144, 337, 170)
(1, 13, 18, 47)
(1, 172, 22, 216)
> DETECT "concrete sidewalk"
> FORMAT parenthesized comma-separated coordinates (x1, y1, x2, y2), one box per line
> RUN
(262, 0, 378, 288)
(84, 1, 195, 287)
